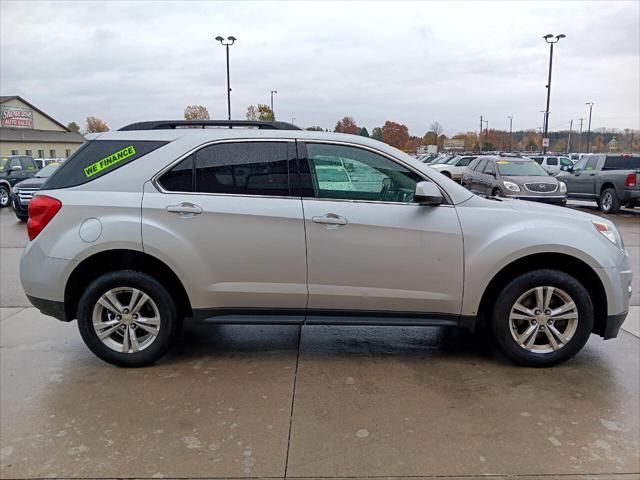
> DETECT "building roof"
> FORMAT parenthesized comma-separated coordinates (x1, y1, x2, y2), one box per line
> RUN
(0, 95, 71, 132)
(0, 127, 85, 144)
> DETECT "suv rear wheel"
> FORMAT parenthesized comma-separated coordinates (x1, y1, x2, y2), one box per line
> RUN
(77, 270, 181, 367)
(491, 269, 594, 367)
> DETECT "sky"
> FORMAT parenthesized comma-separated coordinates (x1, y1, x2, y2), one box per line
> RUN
(1, 1, 639, 136)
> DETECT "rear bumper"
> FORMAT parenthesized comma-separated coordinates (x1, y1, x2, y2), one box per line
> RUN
(26, 295, 68, 321)
(10, 194, 28, 216)
(621, 190, 640, 202)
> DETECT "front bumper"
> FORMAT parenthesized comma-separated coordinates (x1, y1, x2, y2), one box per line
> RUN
(505, 194, 567, 206)
(10, 193, 28, 216)
(596, 249, 633, 339)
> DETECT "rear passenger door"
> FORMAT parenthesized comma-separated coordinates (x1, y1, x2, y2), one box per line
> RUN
(142, 140, 308, 320)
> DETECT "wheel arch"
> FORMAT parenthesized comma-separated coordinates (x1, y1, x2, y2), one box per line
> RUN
(600, 182, 616, 194)
(477, 252, 608, 336)
(65, 249, 192, 321)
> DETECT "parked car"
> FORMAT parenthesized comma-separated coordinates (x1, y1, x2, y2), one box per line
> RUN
(0, 155, 39, 208)
(20, 120, 631, 368)
(10, 162, 61, 221)
(34, 158, 62, 170)
(529, 155, 574, 175)
(429, 155, 477, 182)
(425, 154, 451, 165)
(461, 156, 567, 206)
(556, 154, 640, 213)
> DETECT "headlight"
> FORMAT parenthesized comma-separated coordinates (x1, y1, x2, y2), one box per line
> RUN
(503, 181, 521, 192)
(592, 221, 624, 250)
(559, 181, 567, 194)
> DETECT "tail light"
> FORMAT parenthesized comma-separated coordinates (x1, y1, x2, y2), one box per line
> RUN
(27, 195, 62, 240)
(624, 173, 637, 188)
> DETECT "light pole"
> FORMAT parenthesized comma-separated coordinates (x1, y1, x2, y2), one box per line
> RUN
(483, 120, 488, 150)
(542, 33, 566, 154)
(507, 116, 513, 152)
(270, 90, 277, 118)
(215, 35, 237, 120)
(585, 102, 594, 153)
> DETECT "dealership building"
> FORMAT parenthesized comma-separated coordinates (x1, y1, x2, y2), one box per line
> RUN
(0, 96, 84, 159)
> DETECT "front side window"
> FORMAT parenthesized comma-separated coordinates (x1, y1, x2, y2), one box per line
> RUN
(20, 157, 37, 171)
(560, 157, 573, 167)
(474, 159, 487, 172)
(306, 143, 422, 203)
(585, 157, 599, 171)
(8, 158, 21, 170)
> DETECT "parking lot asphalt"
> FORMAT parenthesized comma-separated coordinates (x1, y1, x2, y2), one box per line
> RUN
(1, 203, 638, 479)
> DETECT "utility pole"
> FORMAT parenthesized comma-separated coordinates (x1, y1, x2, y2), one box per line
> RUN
(631, 132, 634, 152)
(578, 118, 584, 153)
(479, 115, 483, 151)
(270, 90, 277, 117)
(507, 116, 513, 152)
(585, 102, 594, 153)
(566, 119, 573, 154)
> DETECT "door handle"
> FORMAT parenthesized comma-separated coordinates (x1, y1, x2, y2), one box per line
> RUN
(166, 202, 202, 216)
(311, 213, 348, 226)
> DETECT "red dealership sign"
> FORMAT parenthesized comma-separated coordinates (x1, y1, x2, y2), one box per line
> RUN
(1, 105, 34, 128)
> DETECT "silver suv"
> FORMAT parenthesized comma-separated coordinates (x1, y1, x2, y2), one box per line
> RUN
(20, 120, 632, 367)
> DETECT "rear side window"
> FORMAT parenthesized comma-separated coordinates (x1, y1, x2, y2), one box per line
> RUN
(546, 157, 558, 166)
(483, 161, 495, 175)
(603, 156, 640, 170)
(474, 159, 487, 172)
(43, 140, 168, 190)
(159, 141, 293, 196)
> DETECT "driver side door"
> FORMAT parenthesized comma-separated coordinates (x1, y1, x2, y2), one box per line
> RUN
(298, 141, 464, 318)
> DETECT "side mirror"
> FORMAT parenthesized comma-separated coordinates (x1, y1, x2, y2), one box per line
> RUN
(9, 165, 22, 172)
(414, 181, 443, 206)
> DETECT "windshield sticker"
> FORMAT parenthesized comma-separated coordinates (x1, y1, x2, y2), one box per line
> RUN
(84, 145, 136, 177)
(497, 161, 509, 164)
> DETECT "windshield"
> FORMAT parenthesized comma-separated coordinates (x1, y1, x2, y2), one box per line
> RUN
(434, 156, 451, 165)
(35, 162, 61, 178)
(445, 156, 461, 165)
(496, 160, 549, 176)
(0, 158, 7, 170)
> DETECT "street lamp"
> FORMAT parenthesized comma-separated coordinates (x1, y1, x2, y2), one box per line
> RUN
(215, 35, 237, 120)
(542, 33, 566, 154)
(270, 90, 277, 118)
(507, 116, 513, 152)
(585, 102, 594, 153)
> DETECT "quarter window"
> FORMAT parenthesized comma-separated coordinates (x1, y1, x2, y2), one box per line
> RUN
(159, 155, 194, 192)
(306, 143, 422, 203)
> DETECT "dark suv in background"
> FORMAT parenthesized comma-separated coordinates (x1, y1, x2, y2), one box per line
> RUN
(461, 156, 567, 205)
(0, 155, 39, 208)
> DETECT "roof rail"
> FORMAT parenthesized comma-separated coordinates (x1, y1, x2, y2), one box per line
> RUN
(118, 120, 302, 131)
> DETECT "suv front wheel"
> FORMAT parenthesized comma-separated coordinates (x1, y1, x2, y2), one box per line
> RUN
(77, 270, 181, 367)
(491, 269, 594, 367)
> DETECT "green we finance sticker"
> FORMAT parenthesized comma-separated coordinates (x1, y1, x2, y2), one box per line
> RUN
(84, 145, 137, 177)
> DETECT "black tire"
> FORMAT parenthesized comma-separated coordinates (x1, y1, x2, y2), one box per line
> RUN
(15, 214, 28, 222)
(599, 188, 621, 214)
(492, 188, 503, 198)
(491, 269, 594, 367)
(77, 270, 181, 367)
(0, 185, 10, 208)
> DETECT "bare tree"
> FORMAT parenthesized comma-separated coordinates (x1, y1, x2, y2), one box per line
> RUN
(430, 121, 443, 139)
(85, 116, 109, 133)
(184, 105, 210, 120)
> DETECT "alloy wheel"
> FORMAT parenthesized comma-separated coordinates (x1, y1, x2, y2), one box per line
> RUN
(0, 188, 8, 207)
(92, 287, 161, 353)
(508, 286, 579, 354)
(601, 192, 613, 212)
